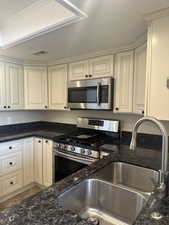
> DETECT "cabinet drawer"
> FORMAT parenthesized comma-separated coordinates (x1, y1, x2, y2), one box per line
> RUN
(0, 170, 23, 197)
(0, 139, 24, 156)
(0, 152, 22, 176)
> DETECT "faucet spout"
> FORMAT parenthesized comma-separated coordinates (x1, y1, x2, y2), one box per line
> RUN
(130, 117, 168, 188)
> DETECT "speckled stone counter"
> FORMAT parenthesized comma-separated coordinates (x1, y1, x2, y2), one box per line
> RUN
(0, 144, 169, 225)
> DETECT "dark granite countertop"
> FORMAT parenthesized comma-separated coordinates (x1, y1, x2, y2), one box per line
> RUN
(0, 130, 64, 142)
(0, 143, 169, 225)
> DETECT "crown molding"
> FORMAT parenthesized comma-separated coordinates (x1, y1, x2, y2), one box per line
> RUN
(144, 7, 169, 24)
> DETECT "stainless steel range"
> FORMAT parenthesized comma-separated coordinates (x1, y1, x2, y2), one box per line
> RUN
(53, 118, 120, 182)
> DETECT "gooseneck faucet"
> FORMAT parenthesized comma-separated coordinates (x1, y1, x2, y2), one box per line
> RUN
(130, 117, 168, 194)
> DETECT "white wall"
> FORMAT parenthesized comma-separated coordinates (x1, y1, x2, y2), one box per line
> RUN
(0, 111, 44, 125)
(43, 110, 169, 135)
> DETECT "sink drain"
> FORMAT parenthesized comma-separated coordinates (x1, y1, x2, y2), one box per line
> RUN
(151, 211, 163, 220)
(87, 216, 99, 225)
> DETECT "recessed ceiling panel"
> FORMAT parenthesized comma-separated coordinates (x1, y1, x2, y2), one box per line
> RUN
(0, 0, 87, 48)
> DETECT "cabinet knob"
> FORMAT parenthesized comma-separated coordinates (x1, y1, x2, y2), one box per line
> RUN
(142, 110, 144, 115)
(115, 107, 119, 111)
(89, 74, 92, 78)
(45, 140, 48, 143)
(10, 181, 14, 185)
(45, 106, 48, 109)
(8, 106, 11, 109)
(9, 162, 13, 166)
(4, 106, 6, 109)
(38, 140, 41, 143)
(85, 74, 89, 78)
(9, 146, 12, 150)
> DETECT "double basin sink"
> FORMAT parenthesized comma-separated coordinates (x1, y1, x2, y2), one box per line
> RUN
(58, 162, 159, 225)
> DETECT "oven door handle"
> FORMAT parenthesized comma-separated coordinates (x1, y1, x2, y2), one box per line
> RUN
(97, 82, 101, 105)
(54, 151, 96, 165)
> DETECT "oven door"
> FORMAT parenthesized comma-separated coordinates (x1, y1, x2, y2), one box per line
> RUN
(53, 151, 96, 182)
(68, 77, 113, 110)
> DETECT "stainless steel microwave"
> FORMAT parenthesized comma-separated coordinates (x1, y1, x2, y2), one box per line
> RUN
(68, 77, 114, 110)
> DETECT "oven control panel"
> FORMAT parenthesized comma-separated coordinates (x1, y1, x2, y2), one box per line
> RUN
(54, 142, 99, 159)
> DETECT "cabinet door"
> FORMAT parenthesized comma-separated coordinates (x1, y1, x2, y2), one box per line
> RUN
(69, 60, 88, 81)
(89, 55, 114, 78)
(114, 51, 134, 113)
(43, 139, 53, 187)
(146, 17, 169, 120)
(0, 62, 6, 110)
(6, 63, 24, 110)
(24, 66, 48, 109)
(133, 45, 146, 115)
(48, 65, 68, 110)
(23, 138, 34, 186)
(34, 138, 43, 185)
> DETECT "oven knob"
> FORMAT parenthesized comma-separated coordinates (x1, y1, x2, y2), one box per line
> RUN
(71, 146, 75, 152)
(60, 144, 65, 150)
(81, 149, 86, 154)
(55, 143, 60, 148)
(87, 150, 92, 156)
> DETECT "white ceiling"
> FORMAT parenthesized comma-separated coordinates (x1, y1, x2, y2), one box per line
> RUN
(0, 0, 39, 24)
(0, 0, 169, 62)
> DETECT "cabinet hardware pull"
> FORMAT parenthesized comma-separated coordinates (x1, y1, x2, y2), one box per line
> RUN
(38, 140, 41, 143)
(8, 106, 11, 108)
(115, 107, 119, 111)
(85, 74, 88, 78)
(89, 74, 92, 77)
(10, 181, 14, 185)
(45, 106, 48, 109)
(9, 146, 12, 149)
(46, 140, 48, 143)
(142, 110, 144, 115)
(4, 106, 6, 109)
(9, 162, 13, 165)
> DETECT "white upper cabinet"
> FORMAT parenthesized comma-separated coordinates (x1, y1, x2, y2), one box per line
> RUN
(114, 51, 134, 113)
(0, 62, 6, 110)
(89, 55, 114, 78)
(48, 64, 68, 110)
(145, 16, 169, 120)
(133, 45, 147, 115)
(6, 63, 24, 110)
(0, 62, 24, 111)
(69, 55, 114, 81)
(69, 60, 88, 81)
(24, 66, 48, 110)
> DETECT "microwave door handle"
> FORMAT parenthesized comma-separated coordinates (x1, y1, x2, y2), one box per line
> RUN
(97, 82, 101, 105)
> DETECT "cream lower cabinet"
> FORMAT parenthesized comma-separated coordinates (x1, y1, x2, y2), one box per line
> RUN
(34, 137, 53, 187)
(0, 139, 24, 200)
(114, 51, 134, 113)
(48, 64, 68, 110)
(0, 62, 24, 111)
(133, 45, 147, 115)
(43, 139, 53, 187)
(34, 138, 43, 185)
(23, 138, 34, 186)
(24, 66, 48, 110)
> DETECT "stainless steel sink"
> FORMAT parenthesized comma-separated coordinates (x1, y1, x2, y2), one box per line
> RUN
(92, 162, 159, 195)
(58, 178, 147, 225)
(58, 162, 159, 225)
